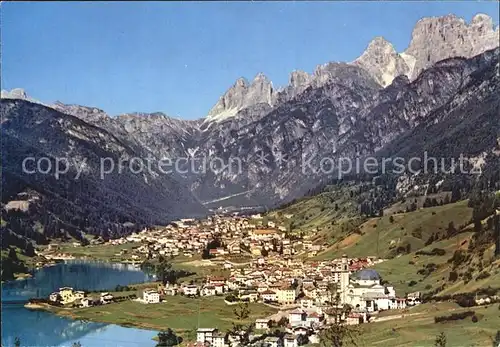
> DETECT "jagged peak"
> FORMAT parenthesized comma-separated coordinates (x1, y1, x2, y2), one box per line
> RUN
(234, 77, 249, 88)
(471, 13, 493, 26)
(1, 88, 29, 100)
(367, 36, 395, 50)
(253, 72, 269, 82)
(1, 88, 45, 106)
(289, 70, 312, 86)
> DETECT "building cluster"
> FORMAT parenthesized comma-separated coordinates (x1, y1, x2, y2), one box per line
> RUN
(46, 213, 423, 346)
(48, 287, 114, 307)
(186, 256, 422, 346)
(193, 327, 309, 347)
(107, 214, 323, 261)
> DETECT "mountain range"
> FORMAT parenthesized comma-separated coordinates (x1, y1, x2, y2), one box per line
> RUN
(1, 13, 499, 244)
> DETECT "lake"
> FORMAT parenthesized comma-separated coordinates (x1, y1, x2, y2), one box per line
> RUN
(1, 261, 158, 347)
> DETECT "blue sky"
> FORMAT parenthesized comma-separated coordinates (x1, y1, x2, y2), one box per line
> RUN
(2, 2, 499, 119)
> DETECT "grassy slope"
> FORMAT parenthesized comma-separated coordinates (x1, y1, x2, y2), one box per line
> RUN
(316, 200, 472, 260)
(52, 242, 141, 261)
(268, 183, 368, 245)
(357, 302, 500, 347)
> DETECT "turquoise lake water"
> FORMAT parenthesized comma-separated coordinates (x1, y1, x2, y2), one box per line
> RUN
(1, 261, 158, 347)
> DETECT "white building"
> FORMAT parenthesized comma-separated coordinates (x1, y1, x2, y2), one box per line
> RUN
(284, 334, 297, 347)
(143, 289, 160, 304)
(255, 318, 269, 330)
(264, 336, 280, 347)
(212, 333, 225, 347)
(197, 328, 217, 344)
(345, 269, 399, 312)
(183, 285, 198, 296)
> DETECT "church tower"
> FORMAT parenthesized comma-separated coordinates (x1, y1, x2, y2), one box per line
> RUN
(340, 254, 350, 304)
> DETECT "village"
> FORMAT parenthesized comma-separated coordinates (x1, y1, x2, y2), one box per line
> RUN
(41, 213, 425, 347)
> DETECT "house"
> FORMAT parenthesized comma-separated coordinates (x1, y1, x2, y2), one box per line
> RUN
(49, 292, 59, 302)
(292, 326, 309, 335)
(346, 313, 363, 325)
(389, 297, 407, 309)
(73, 290, 85, 300)
(208, 277, 226, 286)
(407, 291, 421, 306)
(306, 312, 320, 326)
(211, 333, 225, 347)
(299, 297, 315, 309)
(260, 290, 277, 302)
(202, 286, 217, 297)
(277, 287, 296, 305)
(284, 334, 298, 347)
(164, 287, 177, 296)
(255, 318, 269, 330)
(228, 242, 241, 254)
(143, 289, 160, 303)
(184, 285, 199, 296)
(289, 309, 305, 327)
(264, 336, 280, 347)
(58, 287, 76, 304)
(197, 328, 217, 344)
(251, 229, 277, 241)
(100, 292, 114, 304)
(80, 297, 92, 308)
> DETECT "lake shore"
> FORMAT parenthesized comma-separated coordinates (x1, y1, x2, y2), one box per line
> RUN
(25, 294, 277, 339)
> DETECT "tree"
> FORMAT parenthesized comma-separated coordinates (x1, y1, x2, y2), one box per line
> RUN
(156, 257, 173, 285)
(297, 333, 309, 346)
(72, 342, 82, 347)
(8, 247, 18, 261)
(14, 337, 21, 347)
(447, 221, 456, 237)
(156, 329, 181, 346)
(451, 188, 461, 203)
(389, 216, 394, 224)
(434, 332, 447, 347)
(228, 302, 253, 345)
(277, 316, 289, 327)
(24, 242, 35, 257)
(492, 330, 500, 347)
(319, 283, 358, 347)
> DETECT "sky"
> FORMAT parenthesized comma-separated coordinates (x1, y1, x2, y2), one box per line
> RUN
(2, 1, 499, 119)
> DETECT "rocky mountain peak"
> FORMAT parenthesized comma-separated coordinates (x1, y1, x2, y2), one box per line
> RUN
(1, 88, 44, 105)
(352, 14, 499, 86)
(205, 73, 275, 123)
(353, 36, 410, 87)
(289, 70, 312, 89)
(1, 88, 29, 100)
(404, 13, 499, 79)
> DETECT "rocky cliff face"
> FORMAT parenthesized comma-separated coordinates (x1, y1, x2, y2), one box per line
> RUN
(1, 100, 206, 243)
(2, 14, 498, 212)
(205, 73, 276, 123)
(353, 37, 411, 87)
(354, 13, 499, 86)
(405, 13, 499, 79)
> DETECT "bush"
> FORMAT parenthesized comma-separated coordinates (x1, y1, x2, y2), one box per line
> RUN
(448, 271, 458, 282)
(416, 248, 446, 256)
(471, 315, 478, 323)
(408, 280, 417, 287)
(456, 295, 476, 307)
(476, 272, 490, 281)
(434, 311, 475, 323)
(448, 250, 468, 268)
